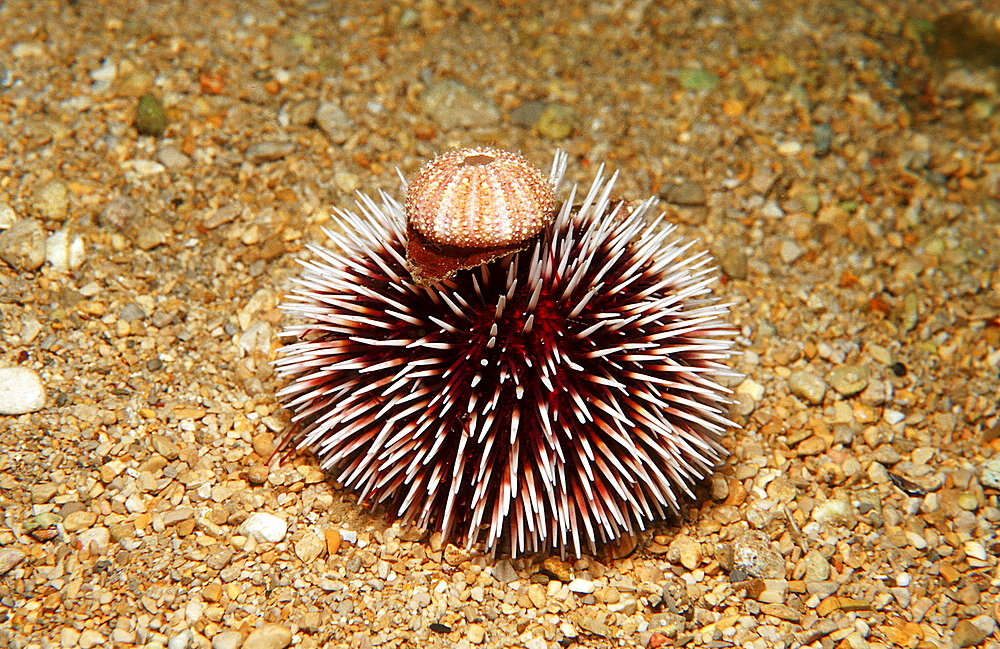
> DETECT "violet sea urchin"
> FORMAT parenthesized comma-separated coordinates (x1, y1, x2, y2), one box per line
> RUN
(275, 149, 739, 556)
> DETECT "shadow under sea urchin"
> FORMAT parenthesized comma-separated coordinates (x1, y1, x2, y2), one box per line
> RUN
(275, 151, 740, 557)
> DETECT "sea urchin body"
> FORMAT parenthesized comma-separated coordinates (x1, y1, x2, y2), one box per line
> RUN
(276, 151, 739, 556)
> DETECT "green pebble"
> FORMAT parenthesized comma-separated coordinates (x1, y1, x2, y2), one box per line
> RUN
(678, 68, 719, 91)
(24, 512, 62, 533)
(136, 94, 167, 136)
(537, 103, 575, 140)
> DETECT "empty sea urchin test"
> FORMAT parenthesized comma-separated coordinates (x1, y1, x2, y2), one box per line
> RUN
(275, 148, 740, 556)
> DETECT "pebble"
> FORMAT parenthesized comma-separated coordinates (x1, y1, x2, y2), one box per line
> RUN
(714, 238, 749, 280)
(787, 370, 826, 405)
(803, 549, 831, 581)
(0, 366, 46, 414)
(78, 630, 106, 648)
(0, 202, 15, 229)
(241, 512, 288, 543)
(30, 482, 57, 503)
(667, 534, 702, 570)
(0, 219, 47, 270)
(77, 526, 111, 553)
(812, 500, 855, 527)
(466, 624, 486, 644)
(660, 181, 707, 206)
(314, 102, 354, 144)
(492, 558, 517, 584)
(536, 102, 576, 139)
(168, 630, 193, 649)
(36, 180, 69, 221)
(540, 556, 573, 582)
(294, 533, 326, 562)
(731, 531, 785, 579)
(981, 457, 1000, 490)
(136, 94, 167, 136)
(63, 510, 97, 532)
(325, 528, 342, 555)
(45, 228, 86, 273)
(157, 146, 191, 170)
(246, 141, 295, 164)
(952, 620, 988, 648)
(568, 578, 596, 594)
(827, 365, 869, 397)
(242, 625, 291, 649)
(419, 80, 500, 130)
(211, 631, 244, 649)
(0, 548, 25, 575)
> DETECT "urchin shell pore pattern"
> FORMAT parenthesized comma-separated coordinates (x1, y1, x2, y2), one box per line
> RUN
(404, 147, 556, 249)
(276, 152, 739, 556)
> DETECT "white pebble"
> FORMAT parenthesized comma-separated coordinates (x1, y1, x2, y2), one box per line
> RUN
(964, 541, 987, 562)
(241, 512, 287, 543)
(0, 202, 15, 230)
(0, 367, 46, 414)
(735, 378, 765, 401)
(883, 409, 905, 425)
(45, 228, 86, 273)
(567, 578, 595, 594)
(895, 573, 911, 587)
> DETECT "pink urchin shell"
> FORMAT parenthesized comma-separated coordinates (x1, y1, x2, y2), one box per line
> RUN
(276, 151, 739, 556)
(405, 147, 555, 249)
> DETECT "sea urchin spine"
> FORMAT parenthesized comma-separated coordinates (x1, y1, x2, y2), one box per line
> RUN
(276, 150, 739, 556)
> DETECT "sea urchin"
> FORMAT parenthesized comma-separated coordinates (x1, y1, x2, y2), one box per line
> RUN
(275, 148, 739, 556)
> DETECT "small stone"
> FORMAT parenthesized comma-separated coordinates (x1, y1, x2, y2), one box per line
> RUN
(827, 365, 869, 397)
(60, 627, 80, 649)
(526, 583, 547, 608)
(119, 302, 147, 322)
(99, 195, 144, 232)
(314, 102, 354, 144)
(30, 482, 58, 503)
(492, 558, 517, 584)
(77, 526, 111, 554)
(0, 202, 16, 230)
(419, 80, 500, 130)
(731, 531, 785, 579)
(981, 457, 1000, 490)
(151, 434, 181, 460)
(157, 146, 191, 170)
(568, 578, 596, 594)
(811, 500, 856, 527)
(241, 512, 287, 543)
(787, 370, 826, 405)
(212, 631, 244, 649)
(714, 238, 748, 280)
(871, 444, 902, 465)
(0, 548, 25, 575)
(325, 528, 342, 555)
(779, 239, 803, 264)
(44, 228, 86, 273)
(36, 180, 69, 221)
(251, 433, 275, 458)
(247, 465, 270, 484)
(295, 534, 326, 563)
(243, 625, 291, 649)
(536, 102, 576, 139)
(510, 100, 546, 127)
(0, 366, 46, 414)
(62, 510, 97, 532)
(660, 181, 707, 206)
(246, 141, 295, 164)
(466, 624, 486, 644)
(803, 549, 830, 581)
(0, 219, 47, 271)
(205, 545, 235, 570)
(136, 94, 167, 136)
(169, 630, 193, 649)
(667, 535, 702, 570)
(953, 620, 988, 648)
(540, 556, 573, 582)
(78, 630, 106, 648)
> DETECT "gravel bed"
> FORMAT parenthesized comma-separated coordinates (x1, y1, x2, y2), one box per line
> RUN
(1, 1, 998, 649)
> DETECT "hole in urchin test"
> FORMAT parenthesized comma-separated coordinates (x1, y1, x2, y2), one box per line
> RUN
(463, 153, 495, 166)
